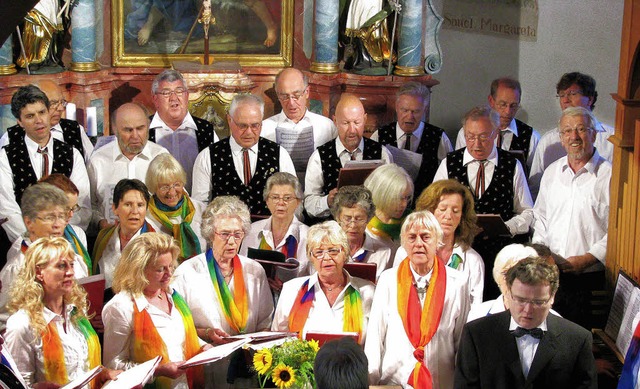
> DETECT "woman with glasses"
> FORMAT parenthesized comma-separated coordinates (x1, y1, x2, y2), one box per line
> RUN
(172, 196, 273, 388)
(103, 232, 211, 388)
(272, 221, 375, 344)
(241, 172, 310, 286)
(0, 183, 88, 331)
(330, 185, 391, 281)
(146, 154, 206, 263)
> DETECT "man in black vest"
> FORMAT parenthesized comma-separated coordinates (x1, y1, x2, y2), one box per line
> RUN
(0, 85, 90, 243)
(372, 81, 452, 197)
(304, 94, 392, 220)
(149, 69, 219, 193)
(434, 106, 533, 299)
(455, 78, 540, 175)
(1, 80, 94, 164)
(191, 94, 296, 216)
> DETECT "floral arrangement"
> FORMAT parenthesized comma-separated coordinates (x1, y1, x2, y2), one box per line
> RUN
(253, 338, 319, 389)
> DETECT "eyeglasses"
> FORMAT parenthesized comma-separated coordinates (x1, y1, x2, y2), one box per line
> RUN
(68, 204, 81, 213)
(311, 247, 343, 259)
(276, 88, 306, 102)
(158, 182, 184, 193)
(494, 101, 519, 110)
(156, 88, 187, 98)
(215, 231, 245, 241)
(559, 126, 593, 137)
(267, 195, 297, 204)
(464, 131, 495, 143)
(556, 90, 583, 99)
(229, 115, 261, 132)
(35, 213, 69, 224)
(49, 99, 68, 109)
(339, 216, 368, 226)
(510, 293, 552, 308)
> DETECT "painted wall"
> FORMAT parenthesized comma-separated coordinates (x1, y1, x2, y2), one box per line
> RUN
(429, 0, 624, 141)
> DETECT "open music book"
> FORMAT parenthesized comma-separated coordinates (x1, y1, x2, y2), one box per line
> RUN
(102, 357, 161, 389)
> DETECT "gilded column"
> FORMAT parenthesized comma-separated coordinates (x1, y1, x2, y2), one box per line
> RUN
(310, 0, 339, 73)
(394, 0, 423, 76)
(0, 38, 17, 75)
(70, 0, 100, 72)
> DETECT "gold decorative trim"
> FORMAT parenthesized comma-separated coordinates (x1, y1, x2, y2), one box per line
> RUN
(0, 64, 17, 76)
(310, 62, 340, 74)
(70, 62, 101, 72)
(394, 65, 424, 77)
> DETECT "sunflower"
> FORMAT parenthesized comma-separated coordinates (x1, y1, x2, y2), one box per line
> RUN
(253, 349, 273, 374)
(308, 339, 320, 353)
(272, 363, 296, 388)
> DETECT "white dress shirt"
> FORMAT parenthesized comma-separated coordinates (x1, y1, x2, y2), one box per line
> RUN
(87, 140, 169, 224)
(349, 230, 392, 282)
(271, 272, 375, 342)
(510, 316, 547, 378)
(5, 306, 91, 387)
(433, 147, 534, 236)
(370, 121, 453, 160)
(149, 112, 219, 193)
(190, 137, 297, 203)
(365, 265, 470, 389)
(240, 216, 311, 278)
(0, 135, 91, 240)
(146, 196, 207, 254)
(455, 118, 541, 171)
(304, 138, 393, 218)
(528, 118, 613, 199)
(532, 150, 610, 271)
(0, 236, 89, 331)
(102, 290, 204, 389)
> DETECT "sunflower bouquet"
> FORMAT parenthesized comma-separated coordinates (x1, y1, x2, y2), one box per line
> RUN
(253, 338, 319, 389)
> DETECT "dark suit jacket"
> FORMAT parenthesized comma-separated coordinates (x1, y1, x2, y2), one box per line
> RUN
(454, 310, 596, 389)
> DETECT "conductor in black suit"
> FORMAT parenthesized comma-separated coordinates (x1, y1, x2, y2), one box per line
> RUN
(454, 256, 596, 389)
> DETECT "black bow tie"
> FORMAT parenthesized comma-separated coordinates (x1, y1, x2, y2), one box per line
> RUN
(511, 327, 544, 339)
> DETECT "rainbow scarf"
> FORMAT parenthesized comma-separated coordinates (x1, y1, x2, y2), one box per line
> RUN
(205, 249, 248, 333)
(619, 319, 640, 388)
(367, 215, 403, 241)
(42, 309, 101, 389)
(92, 222, 155, 274)
(258, 233, 298, 259)
(148, 195, 201, 263)
(20, 240, 28, 254)
(447, 253, 463, 270)
(131, 291, 203, 388)
(352, 250, 368, 262)
(288, 277, 364, 342)
(397, 257, 447, 389)
(64, 225, 92, 275)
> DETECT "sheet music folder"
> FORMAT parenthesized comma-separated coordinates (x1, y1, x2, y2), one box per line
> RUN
(337, 160, 384, 188)
(476, 214, 511, 237)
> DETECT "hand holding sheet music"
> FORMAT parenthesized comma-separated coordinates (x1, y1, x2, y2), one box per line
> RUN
(180, 339, 251, 369)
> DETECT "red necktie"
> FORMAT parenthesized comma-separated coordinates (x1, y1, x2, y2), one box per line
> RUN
(474, 160, 487, 198)
(242, 148, 251, 185)
(349, 150, 357, 161)
(37, 147, 49, 178)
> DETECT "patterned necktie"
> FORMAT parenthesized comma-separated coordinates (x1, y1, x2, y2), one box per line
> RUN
(474, 160, 487, 198)
(404, 133, 412, 151)
(511, 326, 544, 339)
(37, 147, 49, 178)
(242, 148, 251, 186)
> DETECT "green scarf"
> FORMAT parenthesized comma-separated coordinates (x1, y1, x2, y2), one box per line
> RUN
(148, 195, 201, 263)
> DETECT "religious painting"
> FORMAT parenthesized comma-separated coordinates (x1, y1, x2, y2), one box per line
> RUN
(112, 0, 293, 67)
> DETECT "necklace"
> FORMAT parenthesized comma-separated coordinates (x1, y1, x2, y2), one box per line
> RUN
(326, 283, 344, 292)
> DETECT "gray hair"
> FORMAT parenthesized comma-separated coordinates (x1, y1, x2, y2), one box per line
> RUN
(558, 106, 597, 131)
(21, 183, 69, 220)
(201, 196, 251, 243)
(146, 154, 187, 194)
(363, 164, 413, 216)
(263, 172, 302, 201)
(396, 81, 430, 105)
(229, 94, 265, 118)
(462, 105, 500, 130)
(330, 186, 375, 220)
(492, 244, 538, 293)
(400, 210, 444, 249)
(152, 69, 187, 94)
(306, 220, 351, 258)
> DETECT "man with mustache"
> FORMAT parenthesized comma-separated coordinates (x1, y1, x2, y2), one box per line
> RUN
(532, 106, 611, 329)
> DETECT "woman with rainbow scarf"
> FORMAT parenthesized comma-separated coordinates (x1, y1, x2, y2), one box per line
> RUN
(272, 220, 375, 344)
(172, 196, 273, 388)
(103, 232, 211, 388)
(145, 154, 206, 264)
(4, 237, 120, 388)
(364, 211, 470, 389)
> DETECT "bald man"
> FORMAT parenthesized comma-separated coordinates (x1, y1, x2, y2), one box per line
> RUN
(87, 103, 169, 230)
(1, 80, 94, 162)
(304, 94, 392, 219)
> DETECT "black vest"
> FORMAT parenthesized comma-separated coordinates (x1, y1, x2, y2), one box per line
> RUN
(377, 122, 444, 196)
(508, 119, 533, 162)
(446, 148, 516, 221)
(7, 118, 86, 157)
(149, 115, 216, 152)
(318, 137, 383, 195)
(208, 137, 280, 216)
(5, 138, 74, 205)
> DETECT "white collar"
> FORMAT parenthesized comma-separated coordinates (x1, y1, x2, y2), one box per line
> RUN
(462, 146, 499, 166)
(335, 137, 364, 156)
(509, 316, 548, 332)
(149, 112, 197, 132)
(229, 136, 259, 155)
(395, 122, 425, 141)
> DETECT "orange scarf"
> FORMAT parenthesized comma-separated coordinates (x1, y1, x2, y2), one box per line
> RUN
(397, 257, 447, 389)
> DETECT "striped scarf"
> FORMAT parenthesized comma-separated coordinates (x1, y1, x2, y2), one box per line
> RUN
(42, 309, 101, 389)
(92, 222, 155, 274)
(288, 277, 364, 342)
(258, 233, 298, 259)
(205, 249, 248, 333)
(148, 195, 201, 263)
(64, 225, 92, 275)
(619, 319, 640, 388)
(131, 291, 203, 388)
(397, 257, 447, 389)
(367, 215, 403, 241)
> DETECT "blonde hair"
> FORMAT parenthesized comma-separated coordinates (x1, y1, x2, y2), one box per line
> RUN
(146, 154, 187, 194)
(306, 220, 351, 259)
(112, 233, 179, 295)
(8, 237, 89, 336)
(364, 164, 413, 217)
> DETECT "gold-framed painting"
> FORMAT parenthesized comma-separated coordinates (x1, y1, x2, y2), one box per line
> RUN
(111, 0, 293, 67)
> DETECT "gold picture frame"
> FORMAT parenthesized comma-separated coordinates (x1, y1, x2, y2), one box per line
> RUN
(111, 0, 293, 67)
